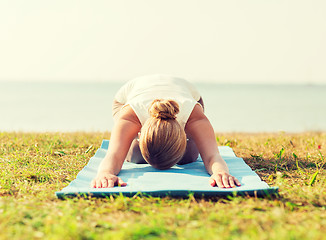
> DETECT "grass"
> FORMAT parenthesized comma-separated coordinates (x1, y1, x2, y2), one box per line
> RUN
(0, 132, 325, 240)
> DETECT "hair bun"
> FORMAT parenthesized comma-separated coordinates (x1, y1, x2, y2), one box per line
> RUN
(149, 99, 179, 120)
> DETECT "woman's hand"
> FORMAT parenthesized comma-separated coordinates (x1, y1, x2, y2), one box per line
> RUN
(91, 172, 127, 188)
(209, 172, 241, 188)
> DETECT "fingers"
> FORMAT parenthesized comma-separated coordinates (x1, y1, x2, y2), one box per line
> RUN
(209, 177, 216, 187)
(229, 177, 236, 188)
(90, 176, 127, 188)
(91, 178, 113, 188)
(118, 177, 127, 187)
(101, 179, 109, 188)
(107, 179, 115, 188)
(96, 179, 103, 188)
(234, 178, 241, 186)
(214, 175, 224, 188)
(222, 174, 230, 188)
(210, 173, 241, 188)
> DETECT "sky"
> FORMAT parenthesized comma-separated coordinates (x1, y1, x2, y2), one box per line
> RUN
(1, 0, 326, 84)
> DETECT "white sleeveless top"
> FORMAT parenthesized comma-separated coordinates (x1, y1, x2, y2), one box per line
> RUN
(114, 74, 201, 128)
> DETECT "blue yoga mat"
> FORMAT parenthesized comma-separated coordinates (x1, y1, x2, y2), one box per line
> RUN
(55, 140, 278, 198)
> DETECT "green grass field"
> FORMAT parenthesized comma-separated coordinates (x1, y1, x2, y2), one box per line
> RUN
(0, 132, 325, 239)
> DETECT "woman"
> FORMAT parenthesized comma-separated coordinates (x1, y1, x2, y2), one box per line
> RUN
(91, 74, 241, 188)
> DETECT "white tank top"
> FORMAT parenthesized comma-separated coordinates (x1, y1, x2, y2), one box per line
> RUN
(114, 74, 201, 128)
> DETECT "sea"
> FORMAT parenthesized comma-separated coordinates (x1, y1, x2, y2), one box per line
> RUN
(1, 81, 326, 133)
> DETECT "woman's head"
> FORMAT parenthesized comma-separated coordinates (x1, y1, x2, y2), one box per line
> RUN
(139, 99, 187, 170)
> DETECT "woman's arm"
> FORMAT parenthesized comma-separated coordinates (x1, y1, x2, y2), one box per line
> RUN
(185, 105, 241, 188)
(91, 105, 142, 188)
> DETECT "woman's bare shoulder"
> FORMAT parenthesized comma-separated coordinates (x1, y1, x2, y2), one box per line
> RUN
(185, 104, 207, 129)
(188, 104, 206, 120)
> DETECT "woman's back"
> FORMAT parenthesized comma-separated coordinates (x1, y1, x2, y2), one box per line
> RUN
(114, 74, 201, 127)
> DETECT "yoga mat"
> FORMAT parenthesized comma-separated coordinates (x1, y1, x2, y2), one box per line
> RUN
(56, 140, 278, 198)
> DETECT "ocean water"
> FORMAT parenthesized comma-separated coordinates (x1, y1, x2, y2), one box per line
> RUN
(0, 81, 325, 132)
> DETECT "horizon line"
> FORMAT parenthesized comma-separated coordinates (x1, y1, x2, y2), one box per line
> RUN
(0, 78, 325, 86)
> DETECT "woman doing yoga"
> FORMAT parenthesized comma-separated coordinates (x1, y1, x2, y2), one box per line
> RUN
(91, 74, 241, 188)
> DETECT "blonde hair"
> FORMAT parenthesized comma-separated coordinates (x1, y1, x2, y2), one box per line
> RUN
(139, 99, 187, 170)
